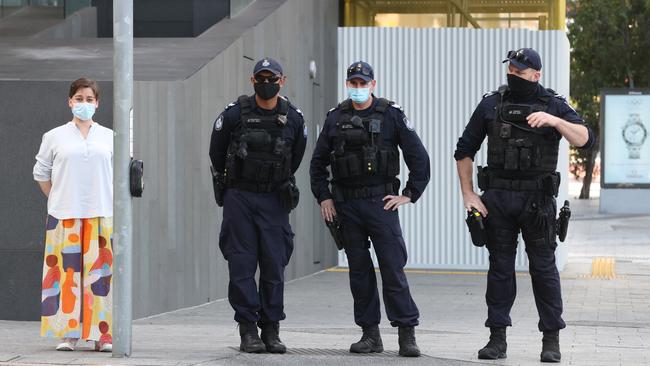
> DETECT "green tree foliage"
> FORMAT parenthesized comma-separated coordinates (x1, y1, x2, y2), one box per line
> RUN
(567, 0, 650, 198)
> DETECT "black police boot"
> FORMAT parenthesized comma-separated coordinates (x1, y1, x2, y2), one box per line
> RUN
(238, 322, 266, 353)
(259, 321, 286, 354)
(478, 327, 507, 359)
(540, 330, 561, 363)
(349, 325, 383, 353)
(398, 326, 421, 357)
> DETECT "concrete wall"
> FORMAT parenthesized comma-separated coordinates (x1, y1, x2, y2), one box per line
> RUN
(130, 0, 339, 318)
(600, 189, 650, 214)
(0, 0, 338, 320)
(32, 6, 97, 38)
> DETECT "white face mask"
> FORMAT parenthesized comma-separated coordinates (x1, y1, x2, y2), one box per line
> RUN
(72, 102, 96, 121)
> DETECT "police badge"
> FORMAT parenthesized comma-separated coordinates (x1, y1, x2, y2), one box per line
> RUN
(214, 115, 223, 131)
(404, 117, 415, 131)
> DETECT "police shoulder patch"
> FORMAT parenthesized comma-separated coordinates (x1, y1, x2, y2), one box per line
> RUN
(403, 116, 415, 131)
(214, 114, 224, 131)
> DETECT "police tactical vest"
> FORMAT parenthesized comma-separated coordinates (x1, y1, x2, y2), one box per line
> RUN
(330, 98, 400, 182)
(487, 86, 559, 177)
(224, 95, 292, 190)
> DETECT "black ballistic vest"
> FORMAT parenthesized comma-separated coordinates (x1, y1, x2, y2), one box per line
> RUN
(487, 86, 560, 178)
(330, 98, 400, 186)
(224, 95, 292, 190)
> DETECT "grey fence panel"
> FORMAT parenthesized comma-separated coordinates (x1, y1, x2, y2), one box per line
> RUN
(337, 27, 570, 271)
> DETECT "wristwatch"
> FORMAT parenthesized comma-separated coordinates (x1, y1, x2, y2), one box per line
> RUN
(622, 113, 647, 159)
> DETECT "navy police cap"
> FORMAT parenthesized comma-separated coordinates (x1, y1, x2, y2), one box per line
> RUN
(253, 57, 283, 76)
(502, 48, 542, 71)
(346, 61, 374, 82)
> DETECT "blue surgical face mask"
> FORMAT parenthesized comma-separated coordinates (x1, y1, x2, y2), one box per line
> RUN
(347, 87, 371, 104)
(72, 102, 96, 121)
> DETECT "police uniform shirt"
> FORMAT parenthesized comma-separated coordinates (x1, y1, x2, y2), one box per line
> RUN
(209, 95, 307, 175)
(453, 84, 595, 162)
(310, 96, 430, 204)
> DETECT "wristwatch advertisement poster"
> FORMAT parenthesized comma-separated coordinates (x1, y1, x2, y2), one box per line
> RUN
(601, 91, 650, 187)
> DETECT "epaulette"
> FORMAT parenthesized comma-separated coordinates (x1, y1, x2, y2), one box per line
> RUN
(223, 101, 237, 111)
(546, 88, 566, 100)
(286, 99, 303, 117)
(326, 107, 337, 116)
(482, 91, 498, 99)
(388, 102, 404, 111)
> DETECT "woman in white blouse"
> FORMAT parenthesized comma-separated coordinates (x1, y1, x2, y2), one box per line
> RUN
(34, 78, 114, 352)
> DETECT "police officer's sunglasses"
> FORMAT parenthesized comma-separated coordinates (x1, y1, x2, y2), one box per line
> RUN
(254, 75, 281, 84)
(506, 50, 535, 69)
(347, 64, 372, 78)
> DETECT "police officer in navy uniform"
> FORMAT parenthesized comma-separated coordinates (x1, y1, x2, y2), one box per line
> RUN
(454, 48, 594, 363)
(310, 61, 430, 357)
(209, 58, 307, 354)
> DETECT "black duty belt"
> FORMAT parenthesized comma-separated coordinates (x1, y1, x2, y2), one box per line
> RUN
(228, 180, 278, 193)
(477, 167, 560, 197)
(333, 183, 395, 201)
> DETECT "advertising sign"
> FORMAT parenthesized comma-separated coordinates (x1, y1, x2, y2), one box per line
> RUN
(601, 90, 650, 187)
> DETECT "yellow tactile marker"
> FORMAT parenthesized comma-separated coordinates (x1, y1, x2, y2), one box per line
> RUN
(590, 257, 616, 279)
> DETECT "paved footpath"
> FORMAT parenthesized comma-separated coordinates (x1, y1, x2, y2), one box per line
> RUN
(1, 197, 649, 366)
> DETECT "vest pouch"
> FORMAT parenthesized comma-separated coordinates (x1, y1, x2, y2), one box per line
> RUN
(499, 123, 512, 138)
(504, 146, 519, 170)
(346, 154, 361, 177)
(240, 159, 271, 183)
(488, 147, 505, 166)
(224, 149, 240, 183)
(243, 130, 272, 150)
(271, 162, 283, 182)
(363, 145, 378, 174)
(519, 148, 532, 171)
(333, 156, 350, 178)
(271, 160, 291, 183)
(378, 150, 389, 175)
(390, 150, 400, 176)
(533, 146, 542, 167)
(379, 150, 400, 176)
(343, 129, 367, 146)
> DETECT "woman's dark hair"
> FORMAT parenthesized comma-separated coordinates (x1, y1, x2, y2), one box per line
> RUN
(69, 78, 100, 100)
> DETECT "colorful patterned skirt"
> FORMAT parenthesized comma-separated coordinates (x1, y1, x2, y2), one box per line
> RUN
(40, 215, 113, 343)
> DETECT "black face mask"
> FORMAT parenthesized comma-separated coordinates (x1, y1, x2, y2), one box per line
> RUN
(507, 74, 538, 100)
(254, 82, 280, 100)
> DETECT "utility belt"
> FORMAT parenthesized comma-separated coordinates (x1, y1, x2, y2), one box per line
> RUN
(228, 180, 279, 193)
(477, 166, 560, 197)
(332, 182, 395, 202)
(228, 178, 300, 212)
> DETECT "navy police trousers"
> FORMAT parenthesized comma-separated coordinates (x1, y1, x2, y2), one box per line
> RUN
(481, 189, 566, 332)
(337, 195, 419, 328)
(218, 189, 294, 324)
